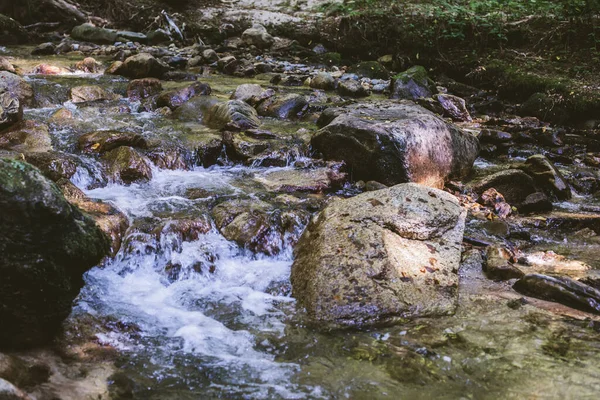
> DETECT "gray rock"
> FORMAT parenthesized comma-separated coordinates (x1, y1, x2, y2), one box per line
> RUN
(291, 183, 466, 328)
(241, 24, 275, 49)
(522, 154, 571, 200)
(116, 53, 170, 79)
(0, 92, 21, 130)
(147, 29, 171, 45)
(337, 80, 370, 98)
(256, 93, 308, 119)
(310, 72, 335, 91)
(390, 66, 437, 100)
(31, 42, 55, 55)
(472, 169, 537, 205)
(230, 83, 268, 105)
(102, 146, 153, 184)
(116, 30, 147, 44)
(202, 49, 219, 62)
(69, 85, 117, 103)
(0, 71, 33, 107)
(313, 100, 479, 188)
(436, 93, 472, 122)
(0, 159, 109, 348)
(71, 23, 118, 44)
(205, 100, 261, 130)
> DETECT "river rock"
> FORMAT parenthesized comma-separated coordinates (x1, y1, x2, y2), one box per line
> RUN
(29, 64, 71, 75)
(312, 100, 479, 187)
(520, 92, 569, 124)
(436, 94, 472, 122)
(291, 183, 466, 328)
(115, 53, 170, 79)
(256, 93, 308, 119)
(74, 57, 102, 73)
(254, 166, 347, 193)
(102, 146, 153, 184)
(0, 71, 33, 106)
(58, 180, 129, 256)
(212, 199, 308, 255)
(0, 14, 28, 45)
(472, 169, 537, 205)
(241, 24, 275, 49)
(483, 246, 524, 280)
(31, 42, 55, 55)
(23, 151, 78, 181)
(337, 80, 370, 98)
(513, 274, 600, 314)
(349, 61, 389, 79)
(204, 100, 261, 130)
(126, 78, 163, 100)
(522, 154, 571, 200)
(310, 72, 335, 90)
(70, 85, 117, 103)
(0, 159, 109, 348)
(230, 83, 269, 105)
(172, 95, 220, 122)
(147, 29, 171, 45)
(202, 49, 219, 62)
(78, 130, 147, 154)
(0, 92, 21, 130)
(0, 57, 15, 73)
(0, 120, 52, 153)
(156, 82, 212, 110)
(390, 66, 437, 100)
(71, 23, 118, 44)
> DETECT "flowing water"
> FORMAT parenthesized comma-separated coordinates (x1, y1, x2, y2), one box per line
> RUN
(7, 50, 600, 399)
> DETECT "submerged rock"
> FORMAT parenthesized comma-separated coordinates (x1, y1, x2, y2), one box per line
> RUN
(291, 183, 466, 328)
(74, 57, 102, 73)
(0, 159, 109, 348)
(313, 100, 479, 187)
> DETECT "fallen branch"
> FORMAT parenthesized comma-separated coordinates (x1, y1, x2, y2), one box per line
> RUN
(23, 21, 61, 29)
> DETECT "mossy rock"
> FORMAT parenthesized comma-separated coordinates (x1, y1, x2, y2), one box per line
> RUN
(390, 66, 437, 100)
(349, 61, 389, 79)
(311, 52, 343, 67)
(0, 14, 28, 45)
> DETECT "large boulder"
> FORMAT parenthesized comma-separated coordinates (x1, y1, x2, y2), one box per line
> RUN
(0, 159, 109, 348)
(291, 183, 466, 328)
(312, 100, 479, 188)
